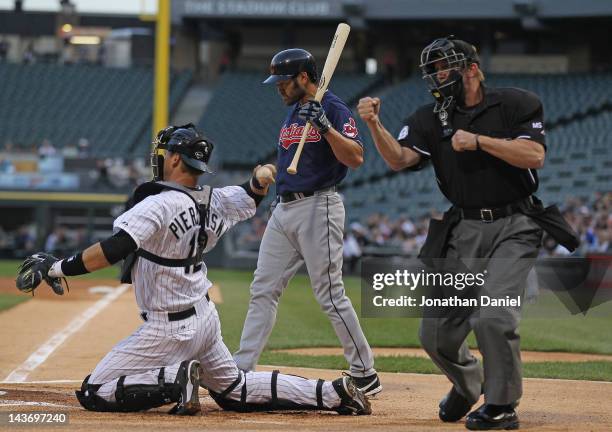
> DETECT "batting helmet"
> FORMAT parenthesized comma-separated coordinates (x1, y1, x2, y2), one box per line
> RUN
(263, 48, 318, 84)
(151, 123, 214, 181)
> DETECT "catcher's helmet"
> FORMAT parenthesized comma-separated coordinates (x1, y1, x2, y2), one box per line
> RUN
(151, 123, 214, 181)
(263, 48, 318, 84)
(419, 36, 480, 110)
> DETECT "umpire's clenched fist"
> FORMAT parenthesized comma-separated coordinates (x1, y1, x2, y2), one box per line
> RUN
(452, 129, 478, 152)
(357, 97, 381, 125)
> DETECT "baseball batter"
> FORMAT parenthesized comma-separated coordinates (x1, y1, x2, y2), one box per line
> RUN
(233, 48, 381, 396)
(16, 124, 370, 416)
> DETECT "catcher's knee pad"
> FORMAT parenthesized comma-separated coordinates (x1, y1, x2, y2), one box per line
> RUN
(209, 370, 325, 413)
(76, 369, 181, 413)
(75, 374, 119, 412)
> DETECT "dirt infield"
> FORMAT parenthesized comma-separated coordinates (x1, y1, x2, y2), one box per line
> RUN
(1, 369, 611, 431)
(1, 278, 611, 431)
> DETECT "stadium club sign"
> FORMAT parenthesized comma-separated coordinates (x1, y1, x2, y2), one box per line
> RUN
(178, 0, 339, 18)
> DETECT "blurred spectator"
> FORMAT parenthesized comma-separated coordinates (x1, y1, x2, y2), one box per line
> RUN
(219, 51, 231, 75)
(78, 137, 90, 157)
(38, 139, 57, 158)
(0, 157, 15, 174)
(0, 227, 8, 249)
(383, 49, 398, 84)
(45, 226, 70, 256)
(399, 216, 415, 236)
(74, 227, 90, 250)
(237, 216, 266, 251)
(93, 158, 113, 189)
(233, 192, 612, 259)
(343, 223, 364, 274)
(14, 225, 36, 257)
(0, 38, 8, 62)
(23, 42, 35, 64)
(97, 44, 106, 66)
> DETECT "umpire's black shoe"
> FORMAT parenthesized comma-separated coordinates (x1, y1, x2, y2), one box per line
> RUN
(169, 360, 201, 416)
(439, 386, 473, 422)
(351, 373, 382, 397)
(465, 404, 519, 430)
(332, 376, 372, 415)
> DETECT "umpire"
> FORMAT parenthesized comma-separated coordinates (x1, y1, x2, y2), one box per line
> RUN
(358, 37, 577, 430)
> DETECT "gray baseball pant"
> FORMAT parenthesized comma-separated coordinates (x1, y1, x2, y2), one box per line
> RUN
(234, 191, 375, 377)
(419, 213, 542, 405)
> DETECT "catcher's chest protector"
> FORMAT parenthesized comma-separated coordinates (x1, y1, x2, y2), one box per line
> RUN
(120, 181, 212, 284)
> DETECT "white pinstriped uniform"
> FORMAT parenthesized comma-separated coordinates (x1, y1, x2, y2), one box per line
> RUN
(89, 186, 341, 409)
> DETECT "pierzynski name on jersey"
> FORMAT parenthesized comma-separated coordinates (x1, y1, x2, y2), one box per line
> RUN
(169, 203, 225, 240)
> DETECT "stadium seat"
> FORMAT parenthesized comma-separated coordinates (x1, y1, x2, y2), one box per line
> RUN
(196, 71, 382, 165)
(0, 63, 192, 157)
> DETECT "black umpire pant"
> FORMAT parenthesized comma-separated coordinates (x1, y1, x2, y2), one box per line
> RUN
(419, 213, 542, 406)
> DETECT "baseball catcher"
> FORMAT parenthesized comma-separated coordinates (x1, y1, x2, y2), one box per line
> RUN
(15, 123, 371, 416)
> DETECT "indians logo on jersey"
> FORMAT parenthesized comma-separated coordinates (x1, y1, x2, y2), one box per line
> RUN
(342, 117, 358, 139)
(279, 123, 322, 150)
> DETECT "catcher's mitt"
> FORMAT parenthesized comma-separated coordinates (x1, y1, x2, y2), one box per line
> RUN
(16, 253, 68, 295)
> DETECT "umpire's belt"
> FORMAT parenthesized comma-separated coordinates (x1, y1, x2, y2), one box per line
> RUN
(459, 196, 533, 223)
(279, 186, 337, 203)
(140, 294, 209, 322)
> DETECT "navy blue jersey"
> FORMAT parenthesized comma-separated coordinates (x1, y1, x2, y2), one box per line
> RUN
(276, 91, 361, 194)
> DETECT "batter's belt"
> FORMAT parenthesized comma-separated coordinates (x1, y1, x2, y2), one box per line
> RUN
(279, 185, 337, 203)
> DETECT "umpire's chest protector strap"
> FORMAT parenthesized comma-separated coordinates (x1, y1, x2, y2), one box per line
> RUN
(120, 181, 212, 283)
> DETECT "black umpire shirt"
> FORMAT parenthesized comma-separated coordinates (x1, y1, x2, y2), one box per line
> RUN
(398, 85, 546, 209)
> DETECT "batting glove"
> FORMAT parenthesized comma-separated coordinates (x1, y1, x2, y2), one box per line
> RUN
(298, 100, 332, 134)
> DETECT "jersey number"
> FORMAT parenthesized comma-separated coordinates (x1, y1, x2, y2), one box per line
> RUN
(185, 234, 203, 274)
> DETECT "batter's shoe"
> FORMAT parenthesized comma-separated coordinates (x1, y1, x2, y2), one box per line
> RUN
(351, 373, 382, 397)
(169, 360, 201, 415)
(465, 404, 519, 430)
(439, 386, 473, 422)
(332, 375, 372, 415)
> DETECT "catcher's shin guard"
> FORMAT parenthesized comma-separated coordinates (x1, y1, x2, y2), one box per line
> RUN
(209, 370, 327, 412)
(75, 375, 119, 412)
(76, 368, 182, 413)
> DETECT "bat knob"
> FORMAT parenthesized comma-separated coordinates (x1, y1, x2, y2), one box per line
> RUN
(286, 167, 297, 175)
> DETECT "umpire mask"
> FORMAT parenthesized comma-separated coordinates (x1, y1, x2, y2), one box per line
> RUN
(420, 37, 478, 112)
(151, 123, 214, 181)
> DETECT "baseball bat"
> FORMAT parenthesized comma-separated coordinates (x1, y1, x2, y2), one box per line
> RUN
(287, 23, 351, 175)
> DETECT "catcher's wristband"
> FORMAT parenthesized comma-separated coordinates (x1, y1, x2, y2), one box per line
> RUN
(251, 174, 264, 190)
(52, 252, 89, 277)
(240, 180, 264, 206)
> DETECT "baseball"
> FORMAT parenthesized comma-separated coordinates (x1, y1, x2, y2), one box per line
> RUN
(256, 164, 276, 187)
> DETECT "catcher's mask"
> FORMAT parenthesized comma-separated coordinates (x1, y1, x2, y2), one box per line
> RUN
(419, 36, 480, 112)
(151, 123, 214, 181)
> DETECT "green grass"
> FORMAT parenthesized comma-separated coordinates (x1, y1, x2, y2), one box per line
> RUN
(0, 292, 30, 312)
(259, 353, 612, 382)
(206, 268, 612, 355)
(260, 352, 441, 375)
(0, 260, 22, 278)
